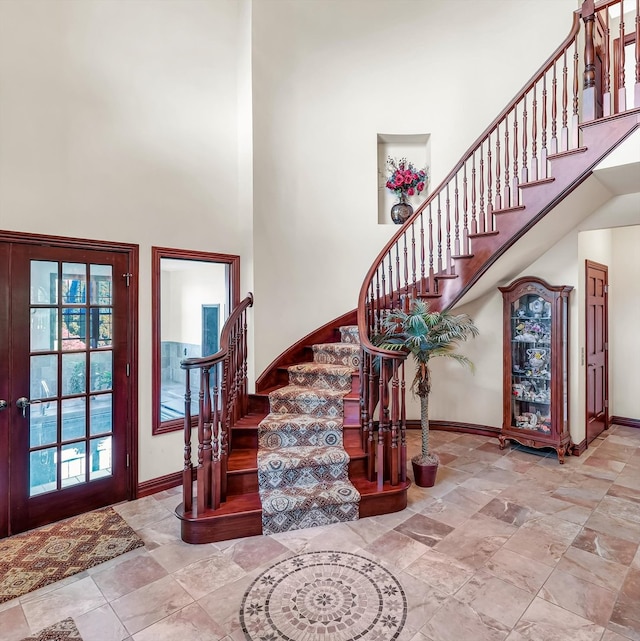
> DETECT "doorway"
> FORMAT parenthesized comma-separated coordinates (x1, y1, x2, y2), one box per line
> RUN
(585, 260, 609, 444)
(0, 233, 138, 537)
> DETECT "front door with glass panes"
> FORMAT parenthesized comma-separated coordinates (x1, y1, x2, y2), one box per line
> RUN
(0, 241, 134, 536)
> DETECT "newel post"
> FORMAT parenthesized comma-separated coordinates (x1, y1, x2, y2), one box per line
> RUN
(582, 0, 597, 122)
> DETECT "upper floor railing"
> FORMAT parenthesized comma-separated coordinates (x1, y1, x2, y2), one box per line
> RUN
(180, 293, 253, 516)
(357, 0, 640, 487)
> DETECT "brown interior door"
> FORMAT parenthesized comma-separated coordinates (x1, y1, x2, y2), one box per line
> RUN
(1, 240, 135, 536)
(585, 260, 609, 445)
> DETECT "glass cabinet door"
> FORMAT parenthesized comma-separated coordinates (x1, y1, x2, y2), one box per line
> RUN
(499, 276, 572, 464)
(509, 293, 552, 434)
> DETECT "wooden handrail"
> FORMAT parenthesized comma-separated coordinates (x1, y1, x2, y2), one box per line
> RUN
(179, 293, 254, 516)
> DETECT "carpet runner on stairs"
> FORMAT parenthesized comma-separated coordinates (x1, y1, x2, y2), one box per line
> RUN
(257, 326, 361, 535)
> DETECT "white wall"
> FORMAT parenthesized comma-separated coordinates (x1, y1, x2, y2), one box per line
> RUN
(0, 0, 249, 481)
(251, 0, 578, 377)
(610, 226, 640, 419)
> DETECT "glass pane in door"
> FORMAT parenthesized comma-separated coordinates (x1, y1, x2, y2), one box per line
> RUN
(28, 259, 115, 497)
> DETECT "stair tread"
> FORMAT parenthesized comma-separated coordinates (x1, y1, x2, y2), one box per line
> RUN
(313, 341, 360, 348)
(258, 445, 350, 469)
(492, 205, 526, 214)
(260, 480, 360, 516)
(269, 384, 348, 398)
(288, 362, 355, 375)
(352, 477, 412, 495)
(259, 413, 343, 429)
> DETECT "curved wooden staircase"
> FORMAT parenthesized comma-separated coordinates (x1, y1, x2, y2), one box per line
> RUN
(175, 0, 640, 544)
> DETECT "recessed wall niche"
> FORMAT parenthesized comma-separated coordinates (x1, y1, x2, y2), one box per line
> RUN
(377, 133, 431, 225)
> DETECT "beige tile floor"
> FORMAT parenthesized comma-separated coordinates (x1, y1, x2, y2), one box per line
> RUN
(1, 425, 639, 641)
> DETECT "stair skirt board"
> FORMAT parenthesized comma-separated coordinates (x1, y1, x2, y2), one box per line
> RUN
(257, 326, 361, 535)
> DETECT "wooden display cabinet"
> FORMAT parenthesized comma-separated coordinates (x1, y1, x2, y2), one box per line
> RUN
(498, 277, 572, 463)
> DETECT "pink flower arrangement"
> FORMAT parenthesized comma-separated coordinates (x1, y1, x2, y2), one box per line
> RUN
(385, 156, 428, 199)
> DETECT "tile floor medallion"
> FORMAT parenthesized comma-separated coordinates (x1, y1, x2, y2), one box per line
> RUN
(239, 550, 407, 640)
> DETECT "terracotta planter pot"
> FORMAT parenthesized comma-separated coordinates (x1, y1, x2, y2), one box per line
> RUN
(412, 459, 439, 488)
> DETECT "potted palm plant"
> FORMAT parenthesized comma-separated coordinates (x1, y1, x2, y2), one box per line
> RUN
(376, 298, 479, 487)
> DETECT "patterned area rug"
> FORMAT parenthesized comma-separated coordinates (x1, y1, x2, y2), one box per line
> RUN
(0, 507, 144, 604)
(20, 618, 83, 641)
(240, 550, 407, 640)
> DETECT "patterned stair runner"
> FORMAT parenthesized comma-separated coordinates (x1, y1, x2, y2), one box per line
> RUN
(257, 326, 361, 535)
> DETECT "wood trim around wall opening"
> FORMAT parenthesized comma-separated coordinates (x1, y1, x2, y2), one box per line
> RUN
(151, 247, 240, 436)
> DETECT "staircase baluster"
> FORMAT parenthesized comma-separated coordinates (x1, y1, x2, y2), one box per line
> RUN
(390, 360, 399, 486)
(561, 50, 569, 151)
(380, 255, 387, 317)
(572, 43, 579, 149)
(512, 103, 519, 205)
(551, 62, 558, 154)
(504, 115, 511, 207)
(420, 214, 426, 295)
(603, 5, 612, 116)
(360, 352, 369, 451)
(198, 367, 212, 514)
(221, 356, 230, 500)
(531, 85, 539, 181)
(403, 232, 409, 299)
(479, 143, 486, 233)
(487, 134, 493, 230)
(367, 353, 376, 481)
(522, 94, 529, 184)
(377, 363, 386, 491)
(462, 163, 470, 254)
(212, 367, 221, 510)
(495, 125, 502, 210)
(428, 202, 435, 292)
(619, 7, 627, 112)
(411, 222, 417, 298)
(454, 174, 461, 258)
(437, 193, 443, 274)
(183, 369, 193, 513)
(395, 244, 401, 309)
(400, 361, 407, 483)
(542, 73, 549, 177)
(215, 362, 226, 504)
(241, 309, 249, 416)
(374, 269, 381, 334)
(445, 184, 452, 273)
(368, 282, 375, 337)
(582, 0, 597, 121)
(471, 153, 477, 234)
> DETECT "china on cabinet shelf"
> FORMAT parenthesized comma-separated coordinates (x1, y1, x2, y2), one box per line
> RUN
(498, 276, 573, 463)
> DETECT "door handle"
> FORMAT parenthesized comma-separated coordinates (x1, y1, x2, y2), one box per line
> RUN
(16, 397, 33, 417)
(0, 400, 7, 411)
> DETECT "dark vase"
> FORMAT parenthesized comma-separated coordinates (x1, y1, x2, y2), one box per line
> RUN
(411, 458, 439, 487)
(390, 194, 413, 225)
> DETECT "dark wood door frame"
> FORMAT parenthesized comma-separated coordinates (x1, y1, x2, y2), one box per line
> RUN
(0, 230, 139, 537)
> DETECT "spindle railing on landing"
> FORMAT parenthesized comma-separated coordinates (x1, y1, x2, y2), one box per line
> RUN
(357, 0, 640, 488)
(179, 293, 253, 518)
